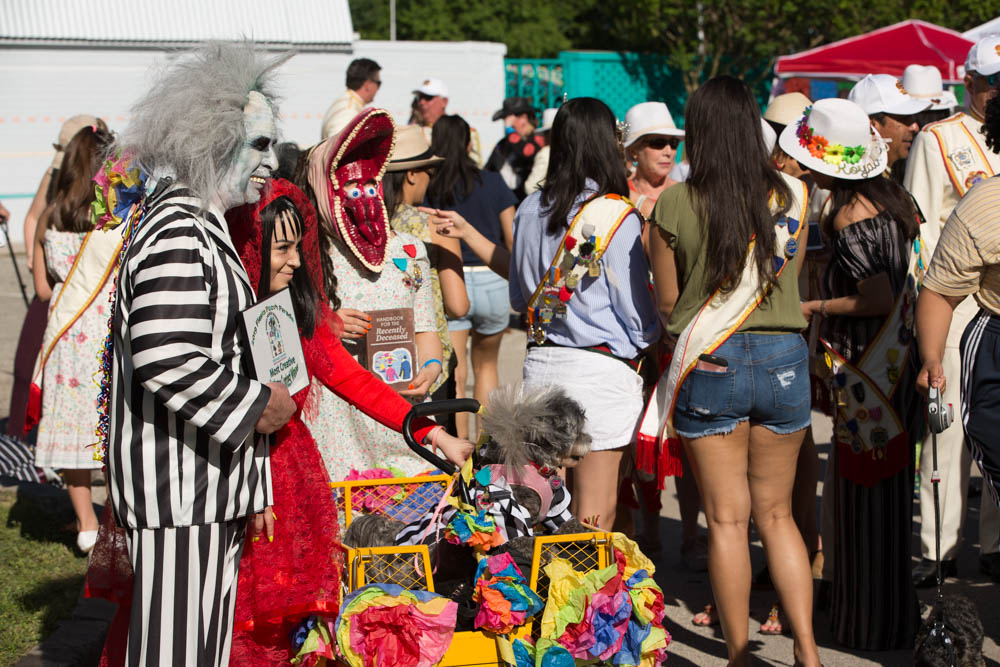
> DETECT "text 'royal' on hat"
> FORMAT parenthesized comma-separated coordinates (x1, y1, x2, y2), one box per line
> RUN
(965, 35, 1000, 77)
(386, 124, 445, 172)
(413, 77, 448, 98)
(902, 64, 957, 111)
(778, 97, 888, 181)
(623, 102, 684, 148)
(848, 73, 931, 116)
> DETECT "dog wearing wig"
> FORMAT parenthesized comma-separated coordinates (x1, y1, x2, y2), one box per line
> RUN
(344, 385, 591, 597)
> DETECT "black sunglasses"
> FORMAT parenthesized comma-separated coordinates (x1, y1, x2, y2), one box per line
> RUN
(644, 136, 681, 150)
(417, 93, 435, 102)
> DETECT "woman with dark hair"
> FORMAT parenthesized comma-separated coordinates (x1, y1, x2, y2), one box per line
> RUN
(426, 115, 517, 438)
(790, 98, 922, 650)
(509, 97, 659, 533)
(644, 77, 818, 666)
(30, 121, 111, 553)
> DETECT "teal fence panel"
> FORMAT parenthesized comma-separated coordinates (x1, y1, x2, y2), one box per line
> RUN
(504, 59, 565, 111)
(505, 52, 688, 126)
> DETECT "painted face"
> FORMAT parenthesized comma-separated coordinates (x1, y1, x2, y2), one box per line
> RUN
(218, 91, 278, 211)
(631, 135, 680, 181)
(417, 94, 447, 126)
(269, 207, 302, 293)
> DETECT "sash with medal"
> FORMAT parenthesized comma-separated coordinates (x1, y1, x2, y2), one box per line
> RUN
(25, 227, 124, 430)
(929, 115, 997, 195)
(525, 194, 636, 345)
(637, 174, 809, 484)
(819, 234, 926, 486)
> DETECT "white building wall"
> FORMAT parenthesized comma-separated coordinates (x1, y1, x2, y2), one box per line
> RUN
(0, 40, 506, 247)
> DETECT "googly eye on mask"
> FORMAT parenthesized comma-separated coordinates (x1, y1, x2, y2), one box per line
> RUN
(364, 183, 378, 197)
(346, 184, 363, 199)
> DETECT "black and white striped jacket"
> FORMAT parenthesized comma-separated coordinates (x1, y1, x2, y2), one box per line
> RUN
(108, 183, 272, 529)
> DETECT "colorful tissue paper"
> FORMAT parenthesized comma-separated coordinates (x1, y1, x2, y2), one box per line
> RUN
(334, 583, 457, 667)
(472, 553, 543, 634)
(445, 508, 504, 550)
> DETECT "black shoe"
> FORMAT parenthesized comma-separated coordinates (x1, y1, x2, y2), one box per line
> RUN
(979, 552, 1000, 582)
(912, 557, 957, 588)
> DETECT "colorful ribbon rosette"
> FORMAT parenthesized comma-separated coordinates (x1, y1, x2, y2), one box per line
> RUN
(289, 615, 337, 666)
(533, 534, 670, 667)
(334, 583, 457, 667)
(445, 508, 505, 550)
(472, 552, 544, 634)
(91, 152, 146, 230)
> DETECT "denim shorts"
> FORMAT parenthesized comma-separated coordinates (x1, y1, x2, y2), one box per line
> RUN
(672, 332, 811, 440)
(447, 268, 510, 335)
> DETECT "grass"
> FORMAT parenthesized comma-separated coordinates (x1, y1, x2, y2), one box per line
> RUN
(0, 486, 89, 666)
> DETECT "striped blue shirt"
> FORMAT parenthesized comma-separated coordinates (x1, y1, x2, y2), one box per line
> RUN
(509, 185, 660, 359)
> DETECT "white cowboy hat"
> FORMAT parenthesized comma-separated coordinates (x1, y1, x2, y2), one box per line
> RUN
(623, 101, 684, 147)
(778, 98, 888, 180)
(760, 118, 777, 153)
(902, 65, 957, 111)
(538, 108, 558, 133)
(848, 73, 930, 116)
(966, 35, 1000, 76)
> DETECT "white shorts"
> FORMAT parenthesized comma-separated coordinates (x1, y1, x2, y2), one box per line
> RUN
(522, 346, 644, 451)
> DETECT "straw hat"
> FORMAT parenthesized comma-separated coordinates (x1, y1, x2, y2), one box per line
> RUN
(778, 98, 888, 180)
(902, 65, 957, 111)
(386, 125, 445, 171)
(764, 92, 812, 127)
(51, 114, 99, 169)
(623, 102, 684, 148)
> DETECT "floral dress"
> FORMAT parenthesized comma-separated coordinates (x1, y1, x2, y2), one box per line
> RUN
(390, 203, 453, 393)
(305, 232, 438, 482)
(35, 230, 107, 469)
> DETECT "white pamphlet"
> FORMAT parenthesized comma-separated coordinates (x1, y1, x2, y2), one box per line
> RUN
(240, 288, 308, 395)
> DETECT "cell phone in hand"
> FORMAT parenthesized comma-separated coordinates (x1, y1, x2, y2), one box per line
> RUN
(696, 353, 729, 373)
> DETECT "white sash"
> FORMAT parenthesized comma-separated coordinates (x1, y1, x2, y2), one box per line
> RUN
(638, 174, 808, 446)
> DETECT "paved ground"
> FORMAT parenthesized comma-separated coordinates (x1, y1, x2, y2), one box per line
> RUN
(0, 248, 996, 665)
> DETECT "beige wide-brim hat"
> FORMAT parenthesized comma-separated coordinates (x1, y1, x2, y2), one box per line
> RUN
(623, 102, 684, 147)
(902, 64, 957, 111)
(51, 114, 99, 169)
(764, 92, 812, 127)
(778, 98, 888, 180)
(386, 125, 445, 171)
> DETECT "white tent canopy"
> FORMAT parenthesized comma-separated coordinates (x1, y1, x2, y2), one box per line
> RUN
(964, 17, 1000, 41)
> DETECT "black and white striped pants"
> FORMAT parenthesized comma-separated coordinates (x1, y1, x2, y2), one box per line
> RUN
(960, 309, 1000, 510)
(125, 518, 247, 666)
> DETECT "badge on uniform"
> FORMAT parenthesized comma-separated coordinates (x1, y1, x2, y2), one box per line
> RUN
(949, 147, 974, 170)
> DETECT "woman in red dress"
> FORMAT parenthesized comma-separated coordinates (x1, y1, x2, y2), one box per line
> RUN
(226, 178, 472, 665)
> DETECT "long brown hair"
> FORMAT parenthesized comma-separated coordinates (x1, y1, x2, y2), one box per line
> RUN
(45, 121, 110, 233)
(686, 77, 791, 295)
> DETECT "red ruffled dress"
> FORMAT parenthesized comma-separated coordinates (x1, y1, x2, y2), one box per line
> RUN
(230, 303, 438, 665)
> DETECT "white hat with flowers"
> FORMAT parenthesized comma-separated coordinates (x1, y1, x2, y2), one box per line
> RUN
(778, 97, 888, 180)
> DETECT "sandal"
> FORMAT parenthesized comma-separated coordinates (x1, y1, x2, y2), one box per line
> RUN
(760, 602, 789, 635)
(692, 603, 719, 627)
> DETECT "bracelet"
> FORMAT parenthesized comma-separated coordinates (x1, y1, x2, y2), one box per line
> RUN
(819, 300, 828, 318)
(422, 358, 442, 369)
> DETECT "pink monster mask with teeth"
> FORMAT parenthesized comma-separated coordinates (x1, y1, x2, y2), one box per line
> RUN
(307, 108, 396, 272)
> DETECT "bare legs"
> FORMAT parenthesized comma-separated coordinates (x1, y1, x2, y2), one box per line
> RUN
(684, 422, 819, 667)
(63, 468, 98, 533)
(677, 451, 703, 547)
(449, 328, 470, 438)
(470, 330, 504, 434)
(570, 447, 627, 531)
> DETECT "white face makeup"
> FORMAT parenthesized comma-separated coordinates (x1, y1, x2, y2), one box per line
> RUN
(218, 91, 278, 211)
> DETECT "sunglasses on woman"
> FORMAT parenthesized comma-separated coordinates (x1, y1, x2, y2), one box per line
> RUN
(644, 136, 681, 150)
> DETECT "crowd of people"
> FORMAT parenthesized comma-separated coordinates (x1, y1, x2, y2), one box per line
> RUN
(4, 33, 1000, 666)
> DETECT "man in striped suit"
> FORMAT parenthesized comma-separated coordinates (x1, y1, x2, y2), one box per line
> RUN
(107, 43, 296, 665)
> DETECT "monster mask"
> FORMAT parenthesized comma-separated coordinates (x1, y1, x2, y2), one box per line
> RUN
(308, 108, 396, 272)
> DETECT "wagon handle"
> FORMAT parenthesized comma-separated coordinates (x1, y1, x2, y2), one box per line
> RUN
(402, 398, 481, 474)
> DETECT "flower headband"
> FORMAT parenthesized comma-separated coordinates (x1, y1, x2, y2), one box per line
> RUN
(794, 106, 884, 178)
